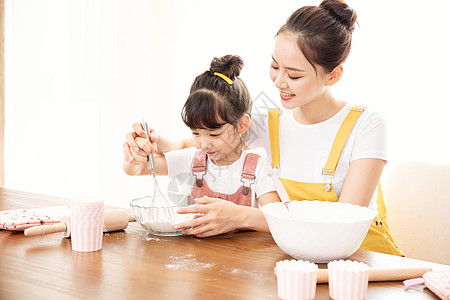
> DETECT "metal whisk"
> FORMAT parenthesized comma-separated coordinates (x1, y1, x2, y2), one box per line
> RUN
(141, 118, 175, 222)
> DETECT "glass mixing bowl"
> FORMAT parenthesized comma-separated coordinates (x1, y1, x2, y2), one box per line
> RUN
(130, 194, 197, 237)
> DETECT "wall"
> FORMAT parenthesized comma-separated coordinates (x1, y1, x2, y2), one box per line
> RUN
(4, 0, 450, 207)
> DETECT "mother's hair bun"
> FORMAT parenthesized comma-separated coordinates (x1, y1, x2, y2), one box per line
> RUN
(319, 0, 357, 32)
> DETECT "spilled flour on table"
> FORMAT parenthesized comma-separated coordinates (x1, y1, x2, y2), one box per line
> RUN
(135, 231, 169, 241)
(103, 231, 127, 238)
(223, 267, 272, 281)
(165, 254, 215, 271)
(143, 235, 163, 242)
(163, 255, 271, 281)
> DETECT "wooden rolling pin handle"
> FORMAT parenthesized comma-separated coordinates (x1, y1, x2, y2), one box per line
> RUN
(24, 209, 135, 237)
(24, 223, 67, 237)
(368, 267, 432, 282)
(316, 267, 432, 283)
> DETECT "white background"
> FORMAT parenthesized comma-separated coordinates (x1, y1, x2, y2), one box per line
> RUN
(4, 0, 450, 207)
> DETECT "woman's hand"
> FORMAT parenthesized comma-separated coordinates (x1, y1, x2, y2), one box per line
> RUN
(174, 196, 272, 237)
(173, 197, 246, 238)
(123, 122, 159, 165)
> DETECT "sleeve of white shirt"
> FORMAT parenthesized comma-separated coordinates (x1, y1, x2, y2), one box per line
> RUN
(351, 111, 388, 162)
(164, 147, 197, 179)
(254, 156, 276, 199)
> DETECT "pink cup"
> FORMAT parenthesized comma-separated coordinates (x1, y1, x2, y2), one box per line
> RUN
(70, 197, 104, 252)
(71, 223, 103, 252)
(276, 260, 318, 300)
(328, 260, 369, 300)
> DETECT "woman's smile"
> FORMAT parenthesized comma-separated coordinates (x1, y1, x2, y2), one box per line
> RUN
(280, 91, 295, 101)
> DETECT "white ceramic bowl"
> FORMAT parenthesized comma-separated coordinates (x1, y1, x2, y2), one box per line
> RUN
(261, 201, 377, 263)
(130, 194, 197, 237)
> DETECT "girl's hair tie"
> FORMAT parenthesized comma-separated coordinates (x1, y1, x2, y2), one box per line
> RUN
(213, 72, 233, 85)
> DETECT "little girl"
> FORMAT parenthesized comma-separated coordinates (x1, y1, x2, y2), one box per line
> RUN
(123, 55, 281, 237)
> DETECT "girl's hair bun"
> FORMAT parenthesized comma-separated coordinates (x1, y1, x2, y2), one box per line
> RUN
(319, 0, 357, 32)
(209, 55, 244, 79)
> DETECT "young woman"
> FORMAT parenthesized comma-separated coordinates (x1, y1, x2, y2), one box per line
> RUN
(124, 0, 403, 256)
(244, 0, 403, 256)
(123, 55, 280, 237)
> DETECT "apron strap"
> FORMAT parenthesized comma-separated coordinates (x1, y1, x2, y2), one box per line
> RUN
(192, 149, 207, 173)
(268, 105, 366, 174)
(241, 153, 260, 181)
(268, 108, 280, 168)
(192, 149, 207, 187)
(240, 153, 260, 196)
(322, 105, 366, 175)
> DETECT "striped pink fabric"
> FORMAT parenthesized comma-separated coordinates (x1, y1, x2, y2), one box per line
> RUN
(71, 199, 104, 252)
(276, 260, 317, 300)
(71, 223, 103, 252)
(423, 271, 450, 300)
(328, 260, 369, 300)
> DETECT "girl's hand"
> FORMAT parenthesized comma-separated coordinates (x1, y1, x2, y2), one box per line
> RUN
(173, 197, 244, 238)
(123, 122, 159, 165)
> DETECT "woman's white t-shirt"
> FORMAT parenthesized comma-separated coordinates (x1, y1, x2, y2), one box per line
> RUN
(244, 103, 387, 210)
(164, 147, 276, 208)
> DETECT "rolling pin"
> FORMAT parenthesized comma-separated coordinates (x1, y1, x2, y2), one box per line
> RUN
(275, 266, 432, 283)
(317, 267, 432, 283)
(24, 209, 136, 237)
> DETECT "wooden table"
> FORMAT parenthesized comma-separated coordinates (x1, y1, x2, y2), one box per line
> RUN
(1, 188, 448, 299)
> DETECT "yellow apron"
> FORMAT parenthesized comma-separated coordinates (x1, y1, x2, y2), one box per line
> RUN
(268, 107, 404, 256)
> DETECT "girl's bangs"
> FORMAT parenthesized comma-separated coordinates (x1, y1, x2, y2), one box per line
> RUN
(181, 90, 231, 130)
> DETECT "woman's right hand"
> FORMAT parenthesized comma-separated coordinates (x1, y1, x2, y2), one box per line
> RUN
(123, 122, 159, 165)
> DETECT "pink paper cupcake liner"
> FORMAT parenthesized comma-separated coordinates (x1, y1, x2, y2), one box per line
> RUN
(71, 200, 104, 222)
(70, 198, 104, 252)
(71, 222, 103, 252)
(328, 260, 369, 300)
(276, 260, 318, 300)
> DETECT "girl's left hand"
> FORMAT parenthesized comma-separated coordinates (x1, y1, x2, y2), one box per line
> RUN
(173, 197, 243, 238)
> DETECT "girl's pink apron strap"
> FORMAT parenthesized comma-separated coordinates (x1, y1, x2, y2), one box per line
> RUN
(240, 153, 260, 195)
(192, 149, 207, 173)
(192, 149, 207, 187)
